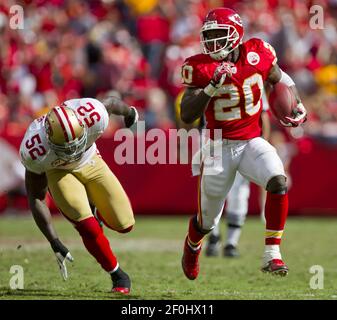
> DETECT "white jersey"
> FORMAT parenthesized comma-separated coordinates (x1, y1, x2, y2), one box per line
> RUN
(20, 98, 109, 174)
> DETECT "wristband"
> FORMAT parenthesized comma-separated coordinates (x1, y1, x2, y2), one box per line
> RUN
(203, 83, 217, 97)
(50, 238, 67, 253)
(280, 70, 295, 87)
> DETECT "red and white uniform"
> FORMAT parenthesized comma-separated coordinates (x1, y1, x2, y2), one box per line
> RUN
(182, 38, 276, 140)
(20, 98, 109, 174)
(183, 39, 285, 231)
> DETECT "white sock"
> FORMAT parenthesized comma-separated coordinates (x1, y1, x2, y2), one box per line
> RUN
(263, 245, 282, 265)
(109, 263, 119, 274)
(187, 239, 201, 251)
(226, 227, 241, 247)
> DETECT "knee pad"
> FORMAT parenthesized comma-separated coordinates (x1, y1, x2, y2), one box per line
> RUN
(117, 225, 134, 234)
(75, 216, 102, 239)
(227, 212, 246, 227)
(203, 174, 228, 198)
(266, 175, 287, 194)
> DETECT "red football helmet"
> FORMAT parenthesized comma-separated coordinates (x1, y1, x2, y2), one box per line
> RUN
(200, 8, 244, 61)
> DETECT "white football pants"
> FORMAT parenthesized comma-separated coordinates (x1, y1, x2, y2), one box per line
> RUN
(194, 137, 285, 231)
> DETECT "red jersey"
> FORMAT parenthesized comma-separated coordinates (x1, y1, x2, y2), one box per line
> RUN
(181, 38, 277, 140)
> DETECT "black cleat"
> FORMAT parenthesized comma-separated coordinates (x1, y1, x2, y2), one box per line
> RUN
(205, 234, 221, 257)
(111, 267, 131, 294)
(224, 244, 240, 258)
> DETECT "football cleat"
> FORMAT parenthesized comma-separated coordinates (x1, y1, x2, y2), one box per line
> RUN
(182, 237, 201, 280)
(261, 259, 289, 276)
(223, 244, 240, 258)
(112, 287, 130, 294)
(205, 234, 221, 257)
(111, 267, 131, 294)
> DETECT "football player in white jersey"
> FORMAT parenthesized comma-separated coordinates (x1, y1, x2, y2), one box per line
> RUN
(20, 97, 138, 294)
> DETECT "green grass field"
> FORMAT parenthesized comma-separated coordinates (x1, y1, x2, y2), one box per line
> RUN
(1, 215, 337, 300)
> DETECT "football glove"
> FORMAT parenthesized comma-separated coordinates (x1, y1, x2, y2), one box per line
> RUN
(50, 238, 74, 281)
(211, 61, 234, 87)
(204, 61, 234, 97)
(280, 102, 307, 127)
(124, 106, 139, 128)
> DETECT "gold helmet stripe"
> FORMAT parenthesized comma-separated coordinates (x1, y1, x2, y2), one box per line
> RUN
(53, 106, 76, 142)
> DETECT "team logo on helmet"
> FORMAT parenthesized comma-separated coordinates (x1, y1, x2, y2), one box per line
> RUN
(247, 52, 260, 65)
(229, 14, 243, 26)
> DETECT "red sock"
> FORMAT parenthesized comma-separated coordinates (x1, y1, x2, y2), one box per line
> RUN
(187, 216, 205, 248)
(75, 217, 118, 272)
(265, 192, 289, 245)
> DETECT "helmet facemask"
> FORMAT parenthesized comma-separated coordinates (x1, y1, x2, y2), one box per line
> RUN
(201, 25, 240, 61)
(47, 129, 88, 162)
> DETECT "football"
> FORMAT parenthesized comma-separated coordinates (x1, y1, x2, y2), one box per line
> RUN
(268, 82, 297, 124)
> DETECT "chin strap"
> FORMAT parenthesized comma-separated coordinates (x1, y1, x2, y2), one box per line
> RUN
(210, 50, 229, 61)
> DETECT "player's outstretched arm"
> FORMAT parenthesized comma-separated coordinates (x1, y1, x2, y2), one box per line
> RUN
(102, 96, 138, 128)
(25, 170, 73, 280)
(25, 170, 58, 242)
(266, 64, 307, 127)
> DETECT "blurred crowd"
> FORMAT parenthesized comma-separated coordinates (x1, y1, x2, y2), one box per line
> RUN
(0, 0, 336, 139)
(0, 0, 336, 213)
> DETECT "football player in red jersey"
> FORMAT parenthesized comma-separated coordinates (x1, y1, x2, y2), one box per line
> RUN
(180, 8, 307, 280)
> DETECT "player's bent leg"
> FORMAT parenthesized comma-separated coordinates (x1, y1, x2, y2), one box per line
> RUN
(75, 216, 131, 293)
(47, 169, 93, 222)
(224, 213, 243, 258)
(205, 224, 221, 257)
(262, 175, 289, 276)
(183, 167, 235, 278)
(224, 174, 250, 258)
(238, 138, 289, 276)
(47, 169, 131, 293)
(75, 216, 118, 272)
(182, 216, 211, 280)
(184, 202, 226, 267)
(83, 155, 135, 232)
(183, 144, 237, 278)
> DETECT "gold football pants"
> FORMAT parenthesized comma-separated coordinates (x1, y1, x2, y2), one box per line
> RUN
(46, 154, 135, 231)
